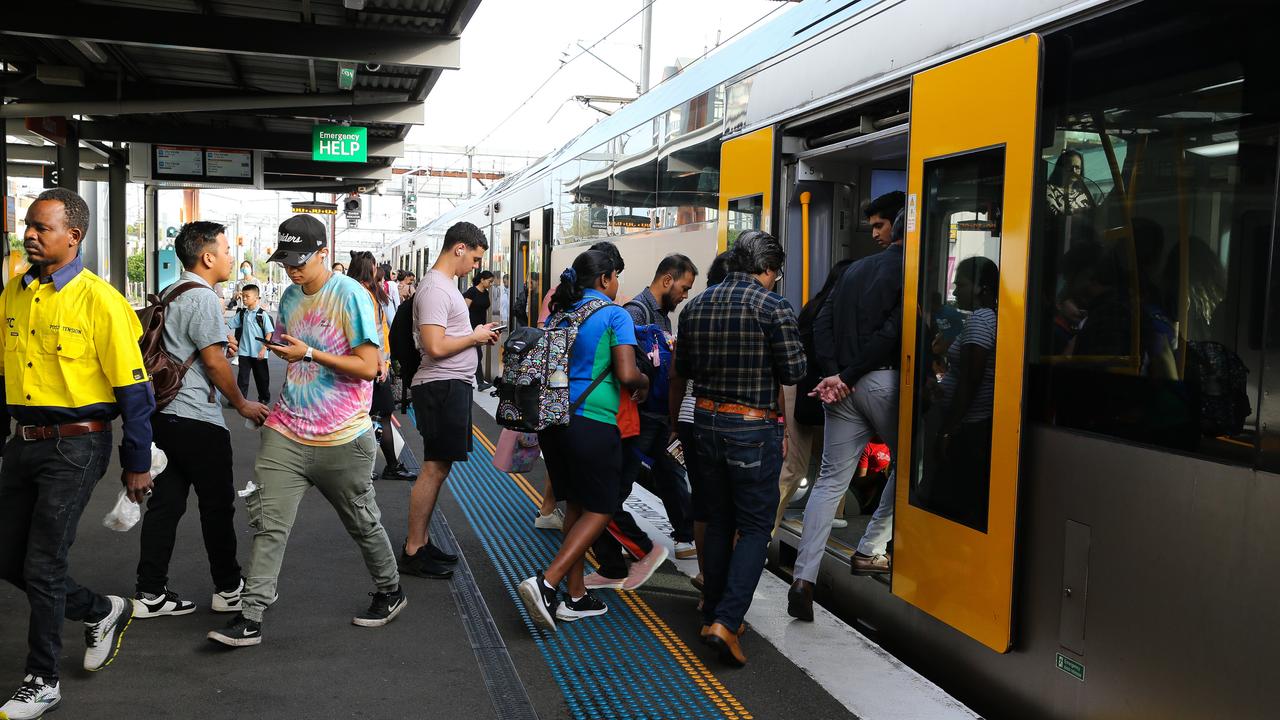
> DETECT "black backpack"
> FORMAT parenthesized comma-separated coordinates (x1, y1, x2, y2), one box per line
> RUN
(389, 300, 420, 384)
(233, 307, 266, 344)
(1184, 340, 1251, 437)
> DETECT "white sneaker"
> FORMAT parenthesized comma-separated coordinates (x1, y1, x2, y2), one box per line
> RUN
(830, 518, 849, 529)
(533, 509, 563, 531)
(212, 579, 244, 613)
(674, 542, 697, 560)
(83, 596, 134, 672)
(0, 675, 60, 719)
(622, 546, 669, 591)
(133, 589, 196, 618)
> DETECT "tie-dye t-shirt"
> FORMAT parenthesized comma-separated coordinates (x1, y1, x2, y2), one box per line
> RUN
(264, 272, 381, 446)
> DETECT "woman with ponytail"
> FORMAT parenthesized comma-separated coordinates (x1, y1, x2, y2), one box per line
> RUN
(518, 250, 649, 632)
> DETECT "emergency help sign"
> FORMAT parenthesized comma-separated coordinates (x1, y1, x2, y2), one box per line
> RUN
(312, 125, 367, 163)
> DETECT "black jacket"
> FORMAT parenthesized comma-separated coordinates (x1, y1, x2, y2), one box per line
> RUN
(814, 243, 903, 386)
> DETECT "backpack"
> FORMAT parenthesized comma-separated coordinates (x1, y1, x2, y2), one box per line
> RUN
(624, 298, 673, 415)
(1184, 340, 1251, 437)
(136, 281, 213, 411)
(233, 307, 265, 344)
(495, 298, 610, 432)
(389, 300, 420, 383)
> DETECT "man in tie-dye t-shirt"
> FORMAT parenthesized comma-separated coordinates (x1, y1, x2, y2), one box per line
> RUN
(207, 215, 406, 650)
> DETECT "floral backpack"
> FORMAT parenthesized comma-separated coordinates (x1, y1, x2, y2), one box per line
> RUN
(495, 298, 610, 432)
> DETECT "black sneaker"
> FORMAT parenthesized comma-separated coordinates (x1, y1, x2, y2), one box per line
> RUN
(206, 614, 262, 647)
(352, 588, 408, 627)
(555, 591, 608, 622)
(399, 546, 454, 579)
(381, 464, 417, 481)
(423, 540, 458, 564)
(517, 573, 558, 632)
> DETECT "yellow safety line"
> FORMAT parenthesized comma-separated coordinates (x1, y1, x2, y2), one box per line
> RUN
(469, 424, 750, 720)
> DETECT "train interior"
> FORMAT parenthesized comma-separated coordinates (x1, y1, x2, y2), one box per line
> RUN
(774, 96, 910, 569)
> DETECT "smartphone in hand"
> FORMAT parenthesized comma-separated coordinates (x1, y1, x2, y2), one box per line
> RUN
(263, 325, 288, 348)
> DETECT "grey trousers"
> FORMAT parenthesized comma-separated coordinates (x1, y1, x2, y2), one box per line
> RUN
(240, 427, 399, 622)
(794, 370, 899, 583)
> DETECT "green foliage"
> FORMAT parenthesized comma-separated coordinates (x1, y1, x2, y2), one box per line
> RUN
(126, 252, 146, 284)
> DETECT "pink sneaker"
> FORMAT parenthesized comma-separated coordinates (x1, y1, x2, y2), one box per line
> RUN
(622, 546, 669, 591)
(583, 572, 625, 591)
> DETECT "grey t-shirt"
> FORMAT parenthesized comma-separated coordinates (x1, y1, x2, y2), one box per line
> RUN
(412, 268, 477, 386)
(160, 271, 230, 428)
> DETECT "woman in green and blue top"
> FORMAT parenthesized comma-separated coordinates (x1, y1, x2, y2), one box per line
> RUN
(517, 249, 649, 632)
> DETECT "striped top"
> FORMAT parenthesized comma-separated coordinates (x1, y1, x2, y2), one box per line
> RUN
(937, 307, 997, 423)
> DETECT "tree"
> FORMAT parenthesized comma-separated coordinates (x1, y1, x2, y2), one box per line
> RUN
(127, 253, 146, 284)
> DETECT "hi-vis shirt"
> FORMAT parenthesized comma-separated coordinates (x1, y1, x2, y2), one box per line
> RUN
(0, 258, 156, 472)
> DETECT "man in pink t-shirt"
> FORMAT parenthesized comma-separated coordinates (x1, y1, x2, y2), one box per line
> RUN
(400, 222, 498, 580)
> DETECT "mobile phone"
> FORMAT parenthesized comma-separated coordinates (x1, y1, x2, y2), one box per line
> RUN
(263, 326, 288, 347)
(666, 438, 686, 467)
(491, 324, 508, 334)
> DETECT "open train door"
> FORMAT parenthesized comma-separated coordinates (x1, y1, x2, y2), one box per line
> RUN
(893, 34, 1042, 652)
(717, 126, 775, 251)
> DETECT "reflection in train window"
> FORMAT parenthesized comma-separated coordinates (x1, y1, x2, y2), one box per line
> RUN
(908, 148, 1005, 533)
(1027, 25, 1278, 464)
(726, 194, 763, 246)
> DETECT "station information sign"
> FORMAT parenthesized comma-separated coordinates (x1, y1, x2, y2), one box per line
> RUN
(313, 125, 367, 163)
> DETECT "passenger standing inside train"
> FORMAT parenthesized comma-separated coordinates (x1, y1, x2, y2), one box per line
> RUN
(788, 192, 905, 623)
(517, 249, 649, 631)
(208, 215, 404, 647)
(463, 270, 495, 390)
(400, 222, 498, 580)
(0, 189, 154, 720)
(677, 231, 805, 666)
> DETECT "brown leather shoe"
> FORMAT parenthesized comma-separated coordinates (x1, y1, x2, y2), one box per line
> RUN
(700, 623, 746, 638)
(704, 622, 747, 667)
(851, 552, 891, 575)
(787, 579, 814, 622)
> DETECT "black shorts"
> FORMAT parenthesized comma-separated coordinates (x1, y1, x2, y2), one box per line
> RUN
(370, 379, 394, 417)
(411, 379, 474, 462)
(538, 415, 621, 515)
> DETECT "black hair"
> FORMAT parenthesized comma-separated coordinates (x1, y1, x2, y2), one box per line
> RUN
(954, 256, 1000, 303)
(707, 251, 732, 286)
(548, 249, 615, 316)
(472, 270, 495, 286)
(589, 241, 625, 273)
(864, 190, 906, 222)
(653, 253, 698, 283)
(797, 259, 854, 329)
(35, 188, 90, 236)
(349, 251, 389, 306)
(242, 284, 260, 295)
(728, 230, 785, 275)
(175, 220, 227, 270)
(1048, 149, 1086, 187)
(396, 269, 415, 282)
(444, 221, 489, 251)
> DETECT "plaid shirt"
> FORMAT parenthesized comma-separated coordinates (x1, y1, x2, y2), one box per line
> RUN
(675, 272, 806, 411)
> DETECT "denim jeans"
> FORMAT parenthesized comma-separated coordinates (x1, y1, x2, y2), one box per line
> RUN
(0, 430, 114, 681)
(693, 409, 784, 630)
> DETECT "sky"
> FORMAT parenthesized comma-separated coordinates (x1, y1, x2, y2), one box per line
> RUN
(408, 0, 790, 158)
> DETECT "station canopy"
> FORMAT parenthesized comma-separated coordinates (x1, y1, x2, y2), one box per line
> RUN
(1, 0, 482, 194)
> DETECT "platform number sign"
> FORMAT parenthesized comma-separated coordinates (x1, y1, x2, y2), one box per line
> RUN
(1056, 653, 1085, 681)
(313, 125, 367, 163)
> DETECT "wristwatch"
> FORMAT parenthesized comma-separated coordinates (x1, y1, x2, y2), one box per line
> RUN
(303, 346, 314, 363)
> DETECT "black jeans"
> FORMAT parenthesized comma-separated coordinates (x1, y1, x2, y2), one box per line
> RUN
(136, 414, 241, 595)
(692, 409, 784, 630)
(237, 356, 271, 402)
(624, 412, 694, 542)
(0, 430, 114, 681)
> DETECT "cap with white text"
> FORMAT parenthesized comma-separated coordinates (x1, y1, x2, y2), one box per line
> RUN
(269, 215, 327, 266)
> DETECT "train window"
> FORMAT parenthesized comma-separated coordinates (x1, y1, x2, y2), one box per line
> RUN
(1027, 12, 1279, 464)
(655, 87, 724, 231)
(907, 147, 1005, 533)
(726, 195, 763, 246)
(610, 123, 659, 234)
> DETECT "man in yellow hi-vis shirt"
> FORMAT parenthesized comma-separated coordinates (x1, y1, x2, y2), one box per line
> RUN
(0, 188, 156, 720)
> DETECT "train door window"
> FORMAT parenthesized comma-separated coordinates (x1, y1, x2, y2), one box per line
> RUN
(908, 148, 1005, 532)
(727, 194, 763, 245)
(1027, 5, 1278, 464)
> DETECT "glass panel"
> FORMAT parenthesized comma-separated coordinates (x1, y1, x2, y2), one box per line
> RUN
(908, 148, 1005, 533)
(656, 87, 723, 231)
(570, 143, 613, 241)
(1027, 11, 1277, 465)
(726, 195, 763, 246)
(611, 123, 658, 234)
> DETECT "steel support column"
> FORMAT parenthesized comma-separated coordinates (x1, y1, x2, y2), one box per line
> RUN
(109, 149, 127, 292)
(56, 120, 79, 189)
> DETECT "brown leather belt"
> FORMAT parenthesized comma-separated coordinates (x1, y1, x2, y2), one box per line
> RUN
(695, 398, 778, 421)
(19, 420, 109, 442)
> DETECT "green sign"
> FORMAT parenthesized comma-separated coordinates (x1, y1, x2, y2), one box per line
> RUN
(338, 66, 356, 91)
(312, 125, 367, 163)
(1056, 653, 1085, 681)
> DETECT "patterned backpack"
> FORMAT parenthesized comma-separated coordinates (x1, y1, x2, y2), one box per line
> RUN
(495, 298, 610, 432)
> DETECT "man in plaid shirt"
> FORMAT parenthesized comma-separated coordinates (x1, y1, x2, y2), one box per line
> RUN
(676, 230, 805, 666)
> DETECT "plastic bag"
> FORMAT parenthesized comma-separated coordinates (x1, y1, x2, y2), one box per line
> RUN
(102, 443, 169, 532)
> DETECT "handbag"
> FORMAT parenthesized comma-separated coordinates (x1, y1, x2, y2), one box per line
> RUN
(492, 429, 540, 474)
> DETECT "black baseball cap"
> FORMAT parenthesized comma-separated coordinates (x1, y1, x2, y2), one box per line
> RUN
(269, 215, 327, 266)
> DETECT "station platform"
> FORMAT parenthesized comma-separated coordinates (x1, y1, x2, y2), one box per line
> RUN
(0, 361, 975, 719)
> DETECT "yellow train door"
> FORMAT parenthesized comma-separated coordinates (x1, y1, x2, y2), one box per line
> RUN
(893, 34, 1042, 652)
(718, 126, 775, 251)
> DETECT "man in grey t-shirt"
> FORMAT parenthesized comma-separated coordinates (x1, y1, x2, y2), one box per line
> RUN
(134, 221, 269, 619)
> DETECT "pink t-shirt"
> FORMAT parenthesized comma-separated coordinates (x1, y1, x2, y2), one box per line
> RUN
(412, 269, 476, 386)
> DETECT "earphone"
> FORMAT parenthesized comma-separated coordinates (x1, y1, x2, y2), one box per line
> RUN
(456, 249, 463, 256)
